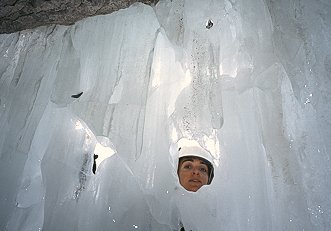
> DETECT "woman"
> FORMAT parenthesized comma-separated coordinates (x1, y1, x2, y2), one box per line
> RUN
(177, 139, 214, 192)
(176, 139, 215, 230)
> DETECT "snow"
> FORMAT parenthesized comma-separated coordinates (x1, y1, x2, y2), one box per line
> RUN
(1, 0, 331, 230)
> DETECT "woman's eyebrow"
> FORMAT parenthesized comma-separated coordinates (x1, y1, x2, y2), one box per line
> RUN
(199, 161, 208, 166)
(181, 158, 194, 163)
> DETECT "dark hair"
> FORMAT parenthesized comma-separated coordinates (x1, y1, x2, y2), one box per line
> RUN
(178, 156, 214, 184)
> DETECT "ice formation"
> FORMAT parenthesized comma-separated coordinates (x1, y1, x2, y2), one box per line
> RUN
(1, 0, 331, 230)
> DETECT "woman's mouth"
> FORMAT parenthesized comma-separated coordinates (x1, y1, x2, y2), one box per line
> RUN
(189, 179, 201, 183)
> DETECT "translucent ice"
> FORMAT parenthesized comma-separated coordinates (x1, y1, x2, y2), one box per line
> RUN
(1, 0, 331, 230)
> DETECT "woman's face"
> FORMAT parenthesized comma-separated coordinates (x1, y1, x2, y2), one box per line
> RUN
(178, 157, 209, 192)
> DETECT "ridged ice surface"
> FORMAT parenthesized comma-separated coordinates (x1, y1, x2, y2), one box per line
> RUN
(0, 0, 330, 230)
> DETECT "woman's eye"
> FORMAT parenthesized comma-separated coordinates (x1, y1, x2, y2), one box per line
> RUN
(200, 167, 207, 173)
(183, 164, 192, 169)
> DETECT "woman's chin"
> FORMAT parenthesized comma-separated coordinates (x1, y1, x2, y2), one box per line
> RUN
(183, 183, 202, 192)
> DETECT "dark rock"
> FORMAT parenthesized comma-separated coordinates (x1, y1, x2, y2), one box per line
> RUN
(0, 0, 159, 34)
(92, 154, 98, 174)
(206, 19, 213, 29)
(71, 92, 83, 98)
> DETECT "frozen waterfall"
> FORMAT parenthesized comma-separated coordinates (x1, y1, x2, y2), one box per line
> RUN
(1, 0, 331, 230)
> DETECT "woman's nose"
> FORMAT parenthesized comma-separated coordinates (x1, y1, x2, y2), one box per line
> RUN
(191, 167, 200, 175)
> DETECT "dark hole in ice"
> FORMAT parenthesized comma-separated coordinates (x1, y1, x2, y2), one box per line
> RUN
(71, 92, 83, 98)
(206, 19, 213, 29)
(92, 154, 98, 174)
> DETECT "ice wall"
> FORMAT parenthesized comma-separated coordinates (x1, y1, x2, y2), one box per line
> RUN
(0, 0, 331, 230)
